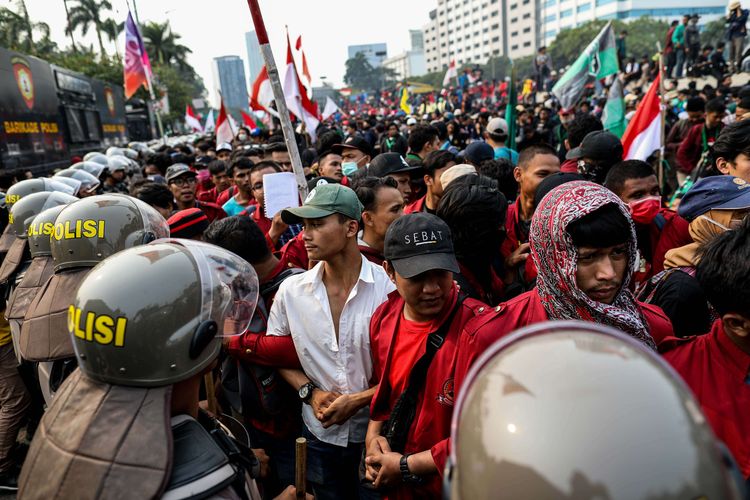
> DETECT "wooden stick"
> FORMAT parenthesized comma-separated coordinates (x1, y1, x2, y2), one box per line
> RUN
(245, 0, 309, 200)
(295, 437, 307, 498)
(204, 372, 218, 416)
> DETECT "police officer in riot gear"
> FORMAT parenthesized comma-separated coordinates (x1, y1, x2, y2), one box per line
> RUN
(18, 240, 305, 499)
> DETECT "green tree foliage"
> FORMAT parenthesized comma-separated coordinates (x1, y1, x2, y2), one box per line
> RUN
(66, 0, 113, 57)
(700, 18, 727, 49)
(343, 52, 398, 91)
(0, 2, 55, 56)
(548, 18, 668, 69)
(0, 2, 206, 131)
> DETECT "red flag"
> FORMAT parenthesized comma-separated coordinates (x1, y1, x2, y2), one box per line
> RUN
(295, 35, 302, 51)
(301, 51, 312, 86)
(185, 104, 202, 132)
(249, 65, 277, 116)
(241, 110, 260, 129)
(215, 97, 234, 147)
(283, 31, 320, 140)
(622, 73, 662, 161)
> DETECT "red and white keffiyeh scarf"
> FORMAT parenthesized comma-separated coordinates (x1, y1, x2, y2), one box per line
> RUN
(530, 181, 655, 348)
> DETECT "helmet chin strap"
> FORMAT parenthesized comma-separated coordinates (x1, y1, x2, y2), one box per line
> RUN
(189, 320, 218, 359)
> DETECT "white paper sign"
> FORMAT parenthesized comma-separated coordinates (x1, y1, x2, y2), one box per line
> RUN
(263, 172, 299, 218)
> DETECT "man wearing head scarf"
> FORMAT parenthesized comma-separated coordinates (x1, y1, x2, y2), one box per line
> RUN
(454, 181, 673, 391)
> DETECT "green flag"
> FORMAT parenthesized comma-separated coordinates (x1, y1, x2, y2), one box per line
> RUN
(552, 21, 620, 110)
(505, 63, 517, 150)
(602, 76, 626, 138)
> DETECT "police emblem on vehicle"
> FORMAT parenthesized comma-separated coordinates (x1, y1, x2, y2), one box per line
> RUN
(12, 56, 34, 110)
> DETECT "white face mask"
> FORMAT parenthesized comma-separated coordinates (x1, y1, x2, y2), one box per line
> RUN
(238, 134, 248, 141)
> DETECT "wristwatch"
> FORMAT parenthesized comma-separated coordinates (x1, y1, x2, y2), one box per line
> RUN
(399, 454, 423, 484)
(298, 382, 316, 405)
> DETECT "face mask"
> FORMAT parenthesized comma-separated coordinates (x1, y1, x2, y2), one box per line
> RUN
(342, 161, 359, 177)
(628, 196, 661, 225)
(237, 134, 247, 141)
(697, 215, 731, 231)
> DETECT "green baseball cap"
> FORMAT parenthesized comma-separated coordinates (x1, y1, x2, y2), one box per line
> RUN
(281, 183, 363, 224)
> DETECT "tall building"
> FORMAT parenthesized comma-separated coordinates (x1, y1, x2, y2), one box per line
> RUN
(347, 43, 388, 67)
(245, 31, 264, 82)
(540, 0, 727, 48)
(423, 0, 508, 74)
(383, 29, 427, 80)
(212, 56, 249, 113)
(423, 0, 727, 74)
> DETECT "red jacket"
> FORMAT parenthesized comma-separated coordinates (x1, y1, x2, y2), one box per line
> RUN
(225, 259, 302, 437)
(676, 123, 722, 174)
(661, 320, 750, 478)
(651, 210, 691, 274)
(500, 198, 537, 285)
(358, 244, 384, 266)
(278, 232, 309, 270)
(404, 196, 427, 214)
(560, 158, 578, 174)
(369, 287, 487, 499)
(193, 200, 226, 223)
(455, 288, 674, 394)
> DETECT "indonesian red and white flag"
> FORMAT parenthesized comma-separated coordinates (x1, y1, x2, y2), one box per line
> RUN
(249, 65, 279, 117)
(185, 104, 203, 132)
(283, 32, 320, 141)
(296, 35, 312, 88)
(215, 97, 235, 147)
(622, 73, 662, 161)
(443, 60, 457, 87)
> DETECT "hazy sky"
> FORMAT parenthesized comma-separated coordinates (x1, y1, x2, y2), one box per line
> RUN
(24, 0, 434, 107)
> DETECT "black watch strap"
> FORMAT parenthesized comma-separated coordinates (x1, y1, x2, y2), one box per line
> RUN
(400, 454, 422, 484)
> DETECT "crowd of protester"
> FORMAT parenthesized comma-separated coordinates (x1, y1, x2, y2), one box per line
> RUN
(0, 10, 749, 499)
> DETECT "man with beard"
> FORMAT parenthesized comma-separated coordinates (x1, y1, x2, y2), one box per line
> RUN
(455, 181, 674, 391)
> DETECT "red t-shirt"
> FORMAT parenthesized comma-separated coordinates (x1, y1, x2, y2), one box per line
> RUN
(661, 320, 750, 478)
(369, 287, 487, 500)
(386, 314, 435, 408)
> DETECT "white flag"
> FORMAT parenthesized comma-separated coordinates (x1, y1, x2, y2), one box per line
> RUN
(443, 60, 457, 87)
(203, 110, 215, 132)
(321, 96, 342, 121)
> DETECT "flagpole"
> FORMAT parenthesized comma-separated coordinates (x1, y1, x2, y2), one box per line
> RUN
(144, 61, 167, 144)
(127, 0, 166, 143)
(657, 43, 666, 190)
(245, 0, 308, 199)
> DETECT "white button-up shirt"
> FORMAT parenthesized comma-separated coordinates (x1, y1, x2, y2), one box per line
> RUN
(267, 255, 395, 446)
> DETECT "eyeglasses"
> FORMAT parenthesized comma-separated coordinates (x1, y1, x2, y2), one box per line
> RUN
(170, 177, 197, 188)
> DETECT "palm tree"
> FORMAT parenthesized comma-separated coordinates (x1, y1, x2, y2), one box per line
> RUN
(0, 4, 53, 54)
(101, 18, 123, 62)
(141, 20, 192, 68)
(67, 0, 112, 57)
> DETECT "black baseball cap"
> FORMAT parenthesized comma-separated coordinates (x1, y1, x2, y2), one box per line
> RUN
(165, 164, 197, 183)
(566, 131, 624, 161)
(384, 213, 460, 279)
(331, 136, 373, 158)
(458, 141, 494, 165)
(369, 153, 421, 178)
(306, 176, 340, 191)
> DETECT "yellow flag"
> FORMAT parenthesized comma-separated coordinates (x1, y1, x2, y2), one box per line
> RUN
(400, 86, 412, 114)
